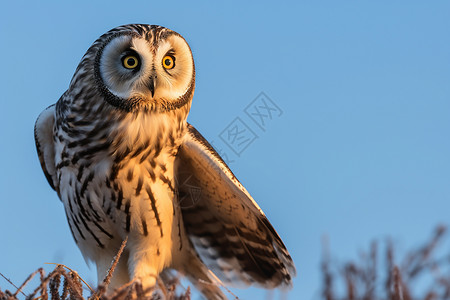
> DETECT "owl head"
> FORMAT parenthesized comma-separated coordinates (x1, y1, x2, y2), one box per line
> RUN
(70, 24, 195, 113)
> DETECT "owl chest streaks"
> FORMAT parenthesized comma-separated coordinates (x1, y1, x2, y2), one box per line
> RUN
(55, 102, 187, 261)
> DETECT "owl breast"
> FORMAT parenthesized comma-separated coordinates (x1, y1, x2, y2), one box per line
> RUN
(54, 107, 188, 270)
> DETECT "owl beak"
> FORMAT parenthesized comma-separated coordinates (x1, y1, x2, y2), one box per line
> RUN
(148, 76, 156, 98)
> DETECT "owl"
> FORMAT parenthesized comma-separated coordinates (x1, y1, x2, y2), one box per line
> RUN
(34, 24, 295, 299)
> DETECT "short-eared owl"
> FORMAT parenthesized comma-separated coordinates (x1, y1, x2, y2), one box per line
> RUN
(35, 24, 295, 299)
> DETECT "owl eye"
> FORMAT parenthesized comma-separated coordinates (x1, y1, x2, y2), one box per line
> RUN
(122, 55, 140, 69)
(162, 55, 175, 69)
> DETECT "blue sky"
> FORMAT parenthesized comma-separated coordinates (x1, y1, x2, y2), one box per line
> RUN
(1, 1, 449, 299)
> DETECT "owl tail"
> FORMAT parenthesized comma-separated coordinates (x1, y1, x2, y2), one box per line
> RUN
(176, 249, 227, 300)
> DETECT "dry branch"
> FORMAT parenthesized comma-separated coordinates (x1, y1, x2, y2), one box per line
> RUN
(321, 226, 450, 300)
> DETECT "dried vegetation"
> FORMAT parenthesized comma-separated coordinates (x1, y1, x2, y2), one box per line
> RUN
(2, 227, 450, 299)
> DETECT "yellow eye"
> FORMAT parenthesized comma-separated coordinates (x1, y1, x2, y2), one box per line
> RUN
(162, 55, 175, 69)
(122, 55, 139, 69)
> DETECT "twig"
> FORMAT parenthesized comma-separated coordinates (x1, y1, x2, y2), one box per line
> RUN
(103, 236, 128, 287)
(0, 272, 26, 296)
(13, 268, 43, 297)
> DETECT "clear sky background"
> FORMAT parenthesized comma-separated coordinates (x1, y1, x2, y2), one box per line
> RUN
(1, 1, 449, 299)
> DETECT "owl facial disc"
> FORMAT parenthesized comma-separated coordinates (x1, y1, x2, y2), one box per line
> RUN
(93, 25, 195, 112)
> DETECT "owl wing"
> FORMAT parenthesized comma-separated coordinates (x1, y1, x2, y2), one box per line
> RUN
(34, 104, 58, 191)
(175, 124, 296, 288)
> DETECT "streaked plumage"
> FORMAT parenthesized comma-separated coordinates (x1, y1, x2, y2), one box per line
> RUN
(34, 24, 295, 299)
